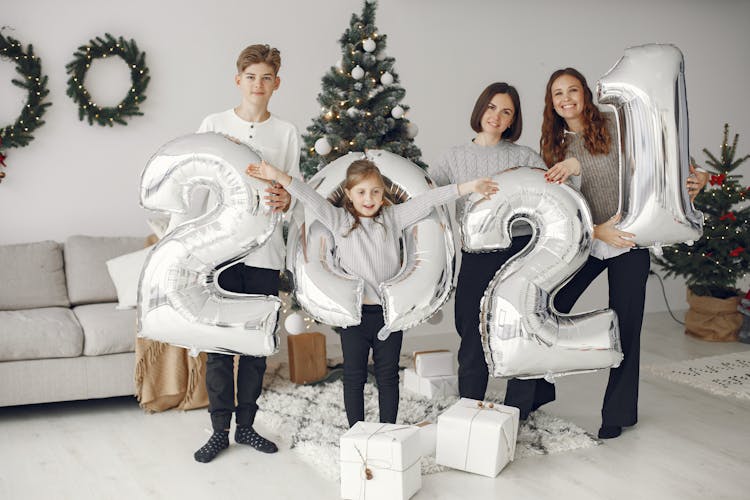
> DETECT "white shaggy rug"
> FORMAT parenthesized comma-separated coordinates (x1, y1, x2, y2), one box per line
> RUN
(646, 351, 750, 400)
(255, 365, 599, 481)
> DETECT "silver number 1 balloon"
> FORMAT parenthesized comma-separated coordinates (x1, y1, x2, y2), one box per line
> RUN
(138, 133, 281, 357)
(597, 43, 703, 250)
(462, 167, 623, 380)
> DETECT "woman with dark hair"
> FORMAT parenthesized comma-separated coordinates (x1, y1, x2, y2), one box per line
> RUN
(504, 68, 706, 439)
(429, 82, 546, 401)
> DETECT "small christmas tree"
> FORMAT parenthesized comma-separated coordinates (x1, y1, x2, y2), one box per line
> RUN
(299, 0, 425, 179)
(653, 124, 750, 297)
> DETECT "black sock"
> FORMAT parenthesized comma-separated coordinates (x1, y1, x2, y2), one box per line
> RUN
(194, 431, 229, 463)
(234, 426, 278, 453)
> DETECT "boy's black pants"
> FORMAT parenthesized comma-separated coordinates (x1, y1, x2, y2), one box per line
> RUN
(205, 262, 279, 432)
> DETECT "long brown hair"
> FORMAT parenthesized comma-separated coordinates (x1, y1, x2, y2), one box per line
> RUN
(540, 68, 610, 167)
(470, 82, 523, 142)
(342, 160, 391, 236)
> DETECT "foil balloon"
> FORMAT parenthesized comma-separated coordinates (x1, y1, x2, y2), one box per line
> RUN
(462, 167, 622, 380)
(138, 132, 282, 357)
(287, 150, 455, 332)
(597, 43, 703, 250)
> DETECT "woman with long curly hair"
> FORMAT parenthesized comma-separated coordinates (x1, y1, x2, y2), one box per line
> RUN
(504, 68, 705, 439)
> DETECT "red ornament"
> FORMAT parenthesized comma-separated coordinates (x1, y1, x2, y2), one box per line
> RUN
(0, 153, 6, 168)
(729, 246, 745, 258)
(719, 212, 737, 221)
(709, 173, 726, 186)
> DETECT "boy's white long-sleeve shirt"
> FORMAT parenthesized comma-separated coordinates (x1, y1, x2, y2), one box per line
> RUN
(165, 109, 301, 270)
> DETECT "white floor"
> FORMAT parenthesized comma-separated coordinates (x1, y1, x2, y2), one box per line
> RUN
(2, 312, 750, 500)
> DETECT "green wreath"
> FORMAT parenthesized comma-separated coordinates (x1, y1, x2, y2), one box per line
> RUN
(0, 31, 52, 159)
(65, 33, 150, 127)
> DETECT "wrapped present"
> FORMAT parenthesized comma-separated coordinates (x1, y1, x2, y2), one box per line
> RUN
(413, 421, 437, 457)
(435, 398, 519, 477)
(287, 332, 327, 384)
(413, 349, 454, 377)
(403, 368, 458, 399)
(340, 422, 422, 500)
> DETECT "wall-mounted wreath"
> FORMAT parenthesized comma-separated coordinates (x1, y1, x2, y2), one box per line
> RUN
(65, 33, 150, 127)
(0, 31, 52, 182)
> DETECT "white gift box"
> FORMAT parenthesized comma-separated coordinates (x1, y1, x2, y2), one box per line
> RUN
(435, 398, 519, 477)
(403, 368, 459, 399)
(413, 421, 437, 457)
(413, 350, 455, 377)
(340, 422, 422, 500)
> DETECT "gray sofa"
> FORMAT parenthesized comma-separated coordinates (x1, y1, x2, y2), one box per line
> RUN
(0, 235, 145, 407)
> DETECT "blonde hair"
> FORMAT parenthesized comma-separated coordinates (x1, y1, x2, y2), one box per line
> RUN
(236, 44, 281, 74)
(342, 160, 391, 236)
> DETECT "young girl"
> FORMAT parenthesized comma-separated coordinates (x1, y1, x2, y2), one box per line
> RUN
(247, 159, 496, 427)
(504, 68, 706, 438)
(428, 82, 549, 404)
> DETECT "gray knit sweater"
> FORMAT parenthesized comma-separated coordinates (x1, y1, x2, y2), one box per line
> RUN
(286, 178, 460, 304)
(563, 115, 620, 225)
(429, 140, 546, 236)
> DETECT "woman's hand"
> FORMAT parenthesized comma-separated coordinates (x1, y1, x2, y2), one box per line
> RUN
(246, 161, 291, 186)
(594, 214, 635, 248)
(687, 164, 708, 202)
(459, 177, 498, 198)
(544, 158, 581, 184)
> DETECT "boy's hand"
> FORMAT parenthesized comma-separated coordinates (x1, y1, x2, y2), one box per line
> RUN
(687, 164, 708, 202)
(265, 183, 291, 212)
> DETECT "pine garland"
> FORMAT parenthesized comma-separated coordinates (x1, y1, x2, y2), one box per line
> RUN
(0, 30, 52, 181)
(299, 0, 425, 179)
(65, 33, 150, 127)
(653, 124, 750, 297)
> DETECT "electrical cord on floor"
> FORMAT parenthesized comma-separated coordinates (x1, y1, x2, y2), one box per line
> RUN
(649, 270, 685, 325)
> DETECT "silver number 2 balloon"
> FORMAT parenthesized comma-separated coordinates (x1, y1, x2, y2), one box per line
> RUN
(462, 167, 623, 380)
(137, 133, 282, 357)
(597, 43, 703, 250)
(287, 150, 455, 332)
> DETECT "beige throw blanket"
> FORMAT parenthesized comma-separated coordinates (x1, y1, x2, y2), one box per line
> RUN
(134, 338, 209, 412)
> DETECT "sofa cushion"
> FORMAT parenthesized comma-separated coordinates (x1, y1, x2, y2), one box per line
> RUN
(74, 303, 137, 356)
(0, 308, 83, 361)
(106, 246, 154, 309)
(64, 235, 145, 305)
(0, 241, 70, 310)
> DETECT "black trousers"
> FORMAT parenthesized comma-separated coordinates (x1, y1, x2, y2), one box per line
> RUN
(340, 305, 404, 428)
(205, 263, 280, 432)
(504, 249, 650, 426)
(454, 235, 532, 401)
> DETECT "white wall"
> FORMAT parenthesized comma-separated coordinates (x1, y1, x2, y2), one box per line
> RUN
(2, 0, 749, 318)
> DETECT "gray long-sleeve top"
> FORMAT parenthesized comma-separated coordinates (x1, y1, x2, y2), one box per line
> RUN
(286, 177, 460, 304)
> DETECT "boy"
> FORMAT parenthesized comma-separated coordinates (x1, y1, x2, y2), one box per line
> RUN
(191, 44, 300, 463)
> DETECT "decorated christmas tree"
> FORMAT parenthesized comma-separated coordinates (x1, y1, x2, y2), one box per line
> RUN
(299, 0, 425, 179)
(653, 124, 750, 298)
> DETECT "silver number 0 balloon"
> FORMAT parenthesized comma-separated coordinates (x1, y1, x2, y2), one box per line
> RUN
(597, 43, 703, 250)
(462, 168, 623, 380)
(137, 133, 282, 357)
(287, 150, 455, 332)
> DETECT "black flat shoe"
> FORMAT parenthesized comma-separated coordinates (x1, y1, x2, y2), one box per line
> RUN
(598, 425, 622, 439)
